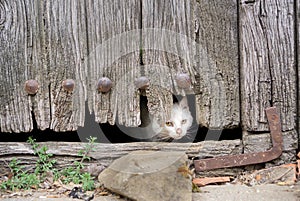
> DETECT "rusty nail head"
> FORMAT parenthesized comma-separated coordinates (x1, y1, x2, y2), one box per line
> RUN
(24, 79, 39, 95)
(97, 77, 112, 93)
(135, 76, 150, 89)
(62, 79, 75, 92)
(175, 73, 191, 89)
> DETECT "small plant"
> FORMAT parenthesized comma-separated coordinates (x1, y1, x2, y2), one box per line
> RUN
(78, 136, 97, 164)
(60, 136, 97, 191)
(0, 158, 40, 191)
(27, 137, 57, 175)
(0, 136, 97, 192)
(80, 172, 95, 191)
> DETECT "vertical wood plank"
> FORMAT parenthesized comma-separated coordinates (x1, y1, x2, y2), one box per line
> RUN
(86, 0, 141, 126)
(194, 0, 240, 129)
(142, 0, 195, 122)
(297, 0, 300, 144)
(240, 0, 296, 132)
(43, 0, 87, 131)
(0, 0, 50, 132)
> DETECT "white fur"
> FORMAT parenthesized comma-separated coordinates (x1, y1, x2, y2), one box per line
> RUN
(152, 97, 193, 141)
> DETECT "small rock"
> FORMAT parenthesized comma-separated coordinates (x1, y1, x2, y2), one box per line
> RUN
(81, 163, 106, 177)
(98, 151, 192, 201)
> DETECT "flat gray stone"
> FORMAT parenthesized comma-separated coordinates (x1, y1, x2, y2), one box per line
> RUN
(98, 151, 192, 201)
(194, 184, 300, 201)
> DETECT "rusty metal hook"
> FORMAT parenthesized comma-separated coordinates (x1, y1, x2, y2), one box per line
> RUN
(194, 107, 283, 172)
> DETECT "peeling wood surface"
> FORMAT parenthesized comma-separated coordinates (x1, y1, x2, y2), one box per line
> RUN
(240, 0, 296, 131)
(0, 140, 242, 167)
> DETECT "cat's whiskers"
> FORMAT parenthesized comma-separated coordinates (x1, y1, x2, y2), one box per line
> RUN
(182, 124, 198, 141)
(151, 97, 193, 142)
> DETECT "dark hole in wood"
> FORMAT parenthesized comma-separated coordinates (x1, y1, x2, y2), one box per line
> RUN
(97, 95, 242, 143)
(0, 129, 80, 142)
(195, 126, 242, 141)
(0, 98, 242, 143)
(0, 112, 80, 142)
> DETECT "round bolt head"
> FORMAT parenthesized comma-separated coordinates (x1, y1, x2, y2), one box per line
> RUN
(62, 79, 75, 92)
(135, 76, 150, 89)
(175, 73, 191, 89)
(97, 77, 112, 93)
(24, 79, 39, 95)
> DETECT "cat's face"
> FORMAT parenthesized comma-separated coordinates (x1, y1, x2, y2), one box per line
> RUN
(162, 97, 193, 140)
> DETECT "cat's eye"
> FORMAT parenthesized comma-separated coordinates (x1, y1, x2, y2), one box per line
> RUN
(166, 121, 174, 127)
(181, 119, 187, 124)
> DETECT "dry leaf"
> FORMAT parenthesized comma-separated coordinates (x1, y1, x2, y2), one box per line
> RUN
(193, 177, 231, 186)
(177, 165, 192, 178)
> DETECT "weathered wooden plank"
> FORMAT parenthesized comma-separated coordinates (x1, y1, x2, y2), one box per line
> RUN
(194, 0, 240, 129)
(44, 0, 87, 131)
(141, 0, 196, 122)
(243, 130, 298, 153)
(297, 0, 300, 144)
(0, 0, 88, 132)
(85, 0, 141, 127)
(240, 0, 296, 131)
(243, 130, 298, 164)
(0, 140, 242, 167)
(0, 0, 51, 132)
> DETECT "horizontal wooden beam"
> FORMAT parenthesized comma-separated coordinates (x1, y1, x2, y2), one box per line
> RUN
(0, 140, 242, 168)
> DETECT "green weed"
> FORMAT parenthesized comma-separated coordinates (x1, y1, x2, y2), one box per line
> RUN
(0, 136, 97, 191)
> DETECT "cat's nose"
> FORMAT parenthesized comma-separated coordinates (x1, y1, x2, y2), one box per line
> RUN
(176, 128, 182, 134)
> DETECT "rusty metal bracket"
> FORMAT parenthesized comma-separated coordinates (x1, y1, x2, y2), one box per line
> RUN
(194, 107, 283, 172)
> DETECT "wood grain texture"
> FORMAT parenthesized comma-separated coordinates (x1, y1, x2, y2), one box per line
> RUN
(141, 0, 196, 123)
(0, 140, 242, 167)
(297, 0, 300, 143)
(0, 0, 50, 132)
(45, 0, 87, 131)
(243, 130, 298, 164)
(0, 0, 298, 139)
(240, 0, 296, 131)
(194, 0, 240, 129)
(0, 0, 87, 132)
(85, 0, 141, 127)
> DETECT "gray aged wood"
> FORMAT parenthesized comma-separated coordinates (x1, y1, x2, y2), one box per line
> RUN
(243, 130, 298, 153)
(243, 130, 298, 165)
(0, 0, 298, 160)
(0, 0, 87, 132)
(0, 140, 242, 169)
(297, 0, 300, 144)
(141, 0, 196, 123)
(239, 0, 297, 132)
(46, 0, 87, 131)
(194, 0, 240, 129)
(0, 0, 50, 132)
(85, 0, 141, 127)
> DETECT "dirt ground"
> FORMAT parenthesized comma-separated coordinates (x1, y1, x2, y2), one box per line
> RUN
(1, 183, 299, 201)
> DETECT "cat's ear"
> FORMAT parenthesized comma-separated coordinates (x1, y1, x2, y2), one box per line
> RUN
(179, 96, 189, 110)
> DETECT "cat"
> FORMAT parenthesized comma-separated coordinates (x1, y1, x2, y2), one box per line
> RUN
(118, 96, 193, 142)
